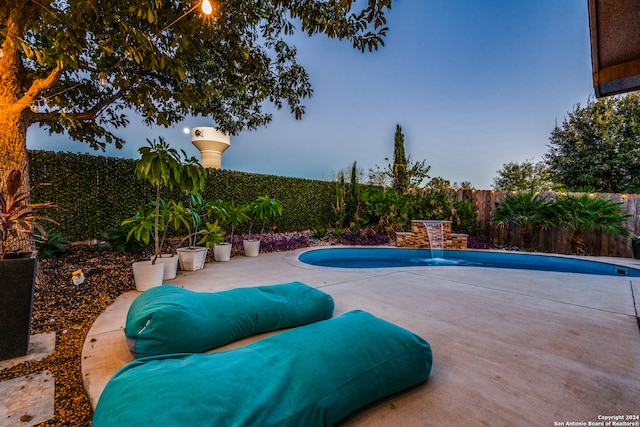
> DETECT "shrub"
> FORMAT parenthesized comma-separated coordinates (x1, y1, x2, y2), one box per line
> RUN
(35, 230, 70, 257)
(261, 233, 312, 252)
(98, 225, 150, 254)
(311, 226, 329, 240)
(338, 229, 389, 246)
(452, 199, 481, 234)
(467, 235, 494, 250)
(492, 191, 554, 251)
(550, 193, 630, 254)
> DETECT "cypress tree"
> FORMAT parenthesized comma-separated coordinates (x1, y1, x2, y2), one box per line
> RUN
(392, 124, 409, 193)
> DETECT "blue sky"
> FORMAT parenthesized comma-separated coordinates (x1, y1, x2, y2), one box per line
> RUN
(27, 0, 594, 189)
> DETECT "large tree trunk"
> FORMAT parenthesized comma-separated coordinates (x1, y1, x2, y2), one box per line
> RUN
(0, 3, 46, 187)
(0, 109, 33, 253)
(1, 4, 60, 254)
(0, 3, 37, 192)
(0, 109, 30, 185)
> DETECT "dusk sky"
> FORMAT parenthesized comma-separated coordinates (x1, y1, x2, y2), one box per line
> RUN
(27, 0, 594, 189)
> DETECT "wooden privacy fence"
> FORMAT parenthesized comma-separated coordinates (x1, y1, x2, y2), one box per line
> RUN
(449, 190, 640, 258)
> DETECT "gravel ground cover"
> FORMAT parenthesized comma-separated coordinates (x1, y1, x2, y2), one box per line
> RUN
(0, 246, 140, 426)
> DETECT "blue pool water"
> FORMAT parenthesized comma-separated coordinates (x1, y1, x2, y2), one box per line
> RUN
(298, 248, 640, 277)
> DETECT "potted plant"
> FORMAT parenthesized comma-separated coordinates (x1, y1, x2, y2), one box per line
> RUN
(175, 155, 208, 271)
(196, 220, 227, 260)
(176, 194, 209, 271)
(242, 199, 260, 257)
(243, 196, 282, 257)
(0, 169, 55, 360)
(222, 200, 250, 259)
(157, 199, 190, 278)
(124, 137, 183, 290)
(203, 199, 233, 262)
(123, 200, 189, 281)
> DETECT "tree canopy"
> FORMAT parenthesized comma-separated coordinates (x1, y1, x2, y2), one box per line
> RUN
(0, 0, 394, 180)
(544, 93, 640, 193)
(492, 158, 555, 192)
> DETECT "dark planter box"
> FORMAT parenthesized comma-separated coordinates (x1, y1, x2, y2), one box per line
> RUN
(0, 252, 37, 360)
(633, 241, 640, 260)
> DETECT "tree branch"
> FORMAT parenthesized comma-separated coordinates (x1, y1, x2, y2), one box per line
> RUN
(31, 90, 122, 125)
(20, 65, 64, 108)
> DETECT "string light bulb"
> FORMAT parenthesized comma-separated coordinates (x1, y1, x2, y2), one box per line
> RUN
(99, 71, 108, 88)
(201, 0, 213, 15)
(160, 0, 214, 33)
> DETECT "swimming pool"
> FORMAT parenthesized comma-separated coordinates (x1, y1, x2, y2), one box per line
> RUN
(298, 247, 640, 277)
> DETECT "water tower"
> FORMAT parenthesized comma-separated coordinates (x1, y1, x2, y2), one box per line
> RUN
(191, 127, 230, 169)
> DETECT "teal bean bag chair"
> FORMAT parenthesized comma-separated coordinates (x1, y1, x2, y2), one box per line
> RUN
(125, 282, 335, 358)
(94, 310, 433, 426)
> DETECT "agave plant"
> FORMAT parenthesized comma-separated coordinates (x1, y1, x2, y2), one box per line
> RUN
(0, 169, 56, 259)
(492, 191, 554, 251)
(551, 193, 630, 254)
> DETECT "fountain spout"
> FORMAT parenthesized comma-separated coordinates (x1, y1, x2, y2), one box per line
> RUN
(423, 221, 444, 259)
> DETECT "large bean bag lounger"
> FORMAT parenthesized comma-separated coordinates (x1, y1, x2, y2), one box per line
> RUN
(93, 310, 433, 427)
(125, 282, 335, 358)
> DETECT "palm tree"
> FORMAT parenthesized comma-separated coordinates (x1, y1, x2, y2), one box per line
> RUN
(492, 191, 554, 251)
(551, 193, 630, 254)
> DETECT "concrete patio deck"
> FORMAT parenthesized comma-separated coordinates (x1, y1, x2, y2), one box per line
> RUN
(82, 248, 640, 426)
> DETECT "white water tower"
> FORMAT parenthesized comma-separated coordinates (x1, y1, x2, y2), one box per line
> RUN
(191, 127, 230, 169)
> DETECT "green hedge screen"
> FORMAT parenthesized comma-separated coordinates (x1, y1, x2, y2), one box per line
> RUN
(28, 150, 335, 241)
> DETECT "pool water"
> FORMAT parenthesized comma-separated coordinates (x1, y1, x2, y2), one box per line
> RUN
(298, 248, 640, 277)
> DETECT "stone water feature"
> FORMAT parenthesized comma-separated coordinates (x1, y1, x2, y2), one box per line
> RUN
(396, 220, 468, 250)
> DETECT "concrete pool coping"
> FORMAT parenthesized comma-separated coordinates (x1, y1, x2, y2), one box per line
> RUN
(82, 248, 640, 425)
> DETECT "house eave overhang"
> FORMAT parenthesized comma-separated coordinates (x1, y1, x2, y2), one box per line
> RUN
(588, 0, 640, 97)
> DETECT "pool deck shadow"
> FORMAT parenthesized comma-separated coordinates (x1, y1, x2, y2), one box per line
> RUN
(82, 248, 640, 426)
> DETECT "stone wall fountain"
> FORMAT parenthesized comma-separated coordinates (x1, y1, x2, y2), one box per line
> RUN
(396, 220, 468, 250)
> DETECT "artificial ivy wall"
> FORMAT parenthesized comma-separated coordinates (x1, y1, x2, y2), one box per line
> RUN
(29, 150, 335, 241)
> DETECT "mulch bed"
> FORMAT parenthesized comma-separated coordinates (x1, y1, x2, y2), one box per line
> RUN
(0, 246, 142, 426)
